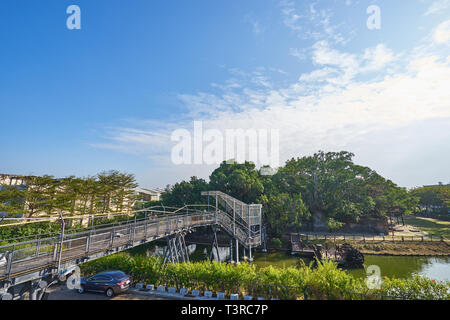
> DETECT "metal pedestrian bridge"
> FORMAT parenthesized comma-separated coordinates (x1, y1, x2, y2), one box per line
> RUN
(0, 191, 262, 300)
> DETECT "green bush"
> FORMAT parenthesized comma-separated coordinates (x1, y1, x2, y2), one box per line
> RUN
(80, 254, 450, 300)
(271, 238, 283, 248)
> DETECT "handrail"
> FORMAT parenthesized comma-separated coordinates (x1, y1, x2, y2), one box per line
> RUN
(0, 193, 262, 281)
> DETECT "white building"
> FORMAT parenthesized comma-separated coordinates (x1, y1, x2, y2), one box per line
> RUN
(134, 187, 162, 202)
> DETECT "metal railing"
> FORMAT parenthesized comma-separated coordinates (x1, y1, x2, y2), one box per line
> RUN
(201, 191, 262, 247)
(292, 233, 448, 243)
(0, 203, 261, 281)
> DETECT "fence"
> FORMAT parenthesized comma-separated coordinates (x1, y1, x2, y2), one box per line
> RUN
(294, 233, 447, 243)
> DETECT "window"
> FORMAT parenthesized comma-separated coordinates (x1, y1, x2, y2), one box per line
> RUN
(91, 275, 111, 281)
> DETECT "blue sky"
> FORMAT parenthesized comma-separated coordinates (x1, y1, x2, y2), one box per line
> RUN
(1, 0, 449, 189)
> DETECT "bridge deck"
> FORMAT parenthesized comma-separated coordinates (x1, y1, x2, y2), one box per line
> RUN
(0, 213, 212, 280)
(1, 192, 263, 291)
(1, 210, 260, 284)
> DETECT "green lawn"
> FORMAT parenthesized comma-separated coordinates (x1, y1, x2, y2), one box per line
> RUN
(404, 216, 450, 239)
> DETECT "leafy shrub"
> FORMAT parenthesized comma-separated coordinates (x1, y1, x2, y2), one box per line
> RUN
(271, 238, 282, 248)
(80, 254, 450, 300)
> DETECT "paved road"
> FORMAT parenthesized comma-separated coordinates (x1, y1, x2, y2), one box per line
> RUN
(47, 285, 173, 300)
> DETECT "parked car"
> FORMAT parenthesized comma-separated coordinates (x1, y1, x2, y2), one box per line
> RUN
(78, 271, 131, 297)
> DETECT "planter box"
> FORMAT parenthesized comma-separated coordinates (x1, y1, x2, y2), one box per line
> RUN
(135, 283, 144, 289)
(192, 289, 200, 296)
(168, 287, 177, 294)
(157, 285, 166, 292)
(180, 288, 188, 296)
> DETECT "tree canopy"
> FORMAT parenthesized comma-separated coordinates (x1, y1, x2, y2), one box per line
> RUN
(161, 151, 419, 236)
(411, 184, 450, 214)
(0, 171, 138, 217)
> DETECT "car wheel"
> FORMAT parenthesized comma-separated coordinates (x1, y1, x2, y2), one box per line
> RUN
(106, 288, 114, 297)
(78, 285, 85, 294)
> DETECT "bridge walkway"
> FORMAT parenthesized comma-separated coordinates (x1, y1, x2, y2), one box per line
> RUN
(0, 191, 262, 299)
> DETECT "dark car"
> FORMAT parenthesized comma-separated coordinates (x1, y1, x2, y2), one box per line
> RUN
(78, 271, 131, 297)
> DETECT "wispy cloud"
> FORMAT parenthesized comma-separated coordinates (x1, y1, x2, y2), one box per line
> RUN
(424, 0, 450, 16)
(434, 20, 450, 43)
(244, 14, 263, 34)
(91, 8, 450, 187)
(280, 0, 352, 44)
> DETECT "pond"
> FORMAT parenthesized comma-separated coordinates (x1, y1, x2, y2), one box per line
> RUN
(253, 251, 450, 282)
(127, 242, 450, 282)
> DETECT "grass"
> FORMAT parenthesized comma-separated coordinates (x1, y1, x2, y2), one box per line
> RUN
(404, 216, 450, 239)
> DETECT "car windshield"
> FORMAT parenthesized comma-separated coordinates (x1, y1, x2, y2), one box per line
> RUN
(111, 272, 126, 280)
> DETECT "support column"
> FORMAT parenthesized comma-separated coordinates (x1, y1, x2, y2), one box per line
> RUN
(215, 195, 218, 224)
(177, 235, 185, 263)
(235, 238, 239, 264)
(182, 234, 190, 263)
(249, 246, 253, 262)
(30, 281, 40, 300)
(229, 239, 233, 263)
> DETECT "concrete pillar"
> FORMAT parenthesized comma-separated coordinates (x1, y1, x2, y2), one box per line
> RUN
(30, 287, 39, 300)
(235, 239, 239, 264)
(230, 239, 233, 262)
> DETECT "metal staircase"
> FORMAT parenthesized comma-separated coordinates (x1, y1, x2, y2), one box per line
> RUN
(201, 191, 262, 248)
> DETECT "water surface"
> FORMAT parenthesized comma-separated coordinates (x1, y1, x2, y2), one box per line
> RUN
(127, 242, 450, 282)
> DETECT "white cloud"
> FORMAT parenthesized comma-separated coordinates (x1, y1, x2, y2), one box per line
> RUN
(95, 47, 450, 185)
(433, 20, 450, 43)
(362, 44, 396, 71)
(424, 0, 450, 16)
(279, 1, 350, 44)
(297, 42, 397, 87)
(289, 48, 307, 60)
(93, 17, 450, 187)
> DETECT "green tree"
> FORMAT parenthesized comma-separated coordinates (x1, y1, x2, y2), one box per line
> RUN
(411, 185, 450, 215)
(209, 161, 264, 203)
(161, 176, 209, 207)
(0, 184, 26, 216)
(22, 175, 56, 217)
(263, 192, 310, 236)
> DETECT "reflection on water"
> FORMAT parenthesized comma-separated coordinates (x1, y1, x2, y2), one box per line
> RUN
(127, 242, 231, 262)
(348, 255, 450, 281)
(252, 251, 450, 282)
(127, 242, 450, 282)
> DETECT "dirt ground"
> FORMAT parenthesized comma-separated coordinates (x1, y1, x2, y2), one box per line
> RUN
(388, 222, 426, 236)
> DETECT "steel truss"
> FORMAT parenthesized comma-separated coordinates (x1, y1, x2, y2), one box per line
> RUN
(162, 232, 190, 265)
